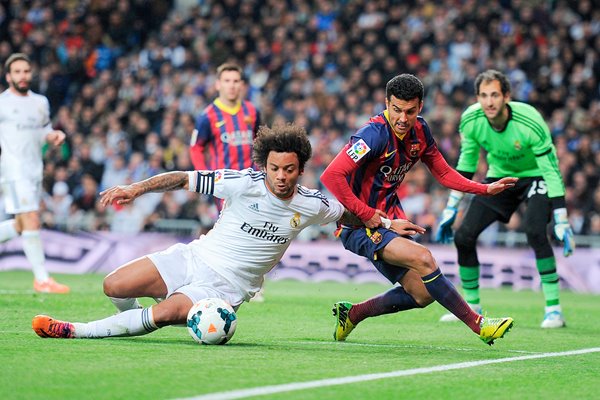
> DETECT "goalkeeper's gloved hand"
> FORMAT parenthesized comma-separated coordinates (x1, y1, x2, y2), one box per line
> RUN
(435, 206, 458, 244)
(435, 191, 464, 244)
(553, 208, 575, 257)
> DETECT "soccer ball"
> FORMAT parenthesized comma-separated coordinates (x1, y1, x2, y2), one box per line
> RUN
(186, 298, 237, 345)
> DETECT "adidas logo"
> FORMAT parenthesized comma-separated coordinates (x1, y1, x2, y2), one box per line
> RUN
(249, 203, 259, 212)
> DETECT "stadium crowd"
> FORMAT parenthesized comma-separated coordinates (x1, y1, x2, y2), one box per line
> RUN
(0, 0, 598, 241)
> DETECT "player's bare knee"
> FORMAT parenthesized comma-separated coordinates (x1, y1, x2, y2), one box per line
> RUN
(103, 275, 120, 297)
(412, 248, 436, 275)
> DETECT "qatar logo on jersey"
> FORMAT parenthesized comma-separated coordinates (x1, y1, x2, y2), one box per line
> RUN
(346, 139, 371, 163)
(380, 162, 413, 183)
(220, 129, 254, 145)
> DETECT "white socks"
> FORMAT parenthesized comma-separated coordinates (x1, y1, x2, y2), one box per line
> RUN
(110, 297, 142, 312)
(22, 230, 49, 282)
(0, 219, 17, 243)
(545, 305, 562, 314)
(73, 307, 158, 338)
(1, 224, 51, 283)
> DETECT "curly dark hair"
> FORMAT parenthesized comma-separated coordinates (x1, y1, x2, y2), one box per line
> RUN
(474, 69, 511, 96)
(252, 123, 312, 170)
(385, 74, 424, 102)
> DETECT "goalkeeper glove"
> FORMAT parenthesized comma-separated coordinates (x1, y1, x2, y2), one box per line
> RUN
(435, 206, 458, 243)
(435, 191, 464, 244)
(553, 208, 575, 257)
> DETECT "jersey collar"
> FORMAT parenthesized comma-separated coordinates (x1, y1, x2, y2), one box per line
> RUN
(214, 98, 242, 115)
(489, 103, 513, 132)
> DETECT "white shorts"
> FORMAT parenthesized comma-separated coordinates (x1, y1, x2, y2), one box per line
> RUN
(148, 242, 245, 309)
(1, 179, 41, 214)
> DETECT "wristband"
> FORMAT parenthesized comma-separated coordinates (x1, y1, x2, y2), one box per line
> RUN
(447, 190, 464, 208)
(187, 171, 197, 192)
(553, 207, 568, 223)
(381, 217, 392, 229)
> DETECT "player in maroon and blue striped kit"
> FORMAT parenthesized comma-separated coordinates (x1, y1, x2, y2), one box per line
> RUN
(189, 63, 264, 301)
(321, 74, 518, 345)
(190, 63, 260, 172)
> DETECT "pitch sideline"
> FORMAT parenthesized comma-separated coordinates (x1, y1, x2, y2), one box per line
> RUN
(175, 347, 600, 400)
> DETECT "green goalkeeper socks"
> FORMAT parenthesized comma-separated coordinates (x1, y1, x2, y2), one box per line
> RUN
(459, 265, 480, 305)
(537, 256, 560, 306)
(458, 259, 560, 307)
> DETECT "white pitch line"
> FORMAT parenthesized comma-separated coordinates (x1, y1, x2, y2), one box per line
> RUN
(175, 347, 600, 400)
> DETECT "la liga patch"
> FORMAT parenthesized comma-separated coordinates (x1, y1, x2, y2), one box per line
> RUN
(346, 139, 371, 162)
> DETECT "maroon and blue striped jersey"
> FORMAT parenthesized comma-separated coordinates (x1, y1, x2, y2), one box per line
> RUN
(190, 99, 260, 170)
(321, 111, 488, 222)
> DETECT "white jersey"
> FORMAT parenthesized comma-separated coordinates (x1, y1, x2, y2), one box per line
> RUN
(0, 89, 52, 183)
(187, 168, 345, 297)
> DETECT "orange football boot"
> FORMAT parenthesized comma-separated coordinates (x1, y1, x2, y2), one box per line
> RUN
(32, 315, 75, 338)
(33, 278, 70, 294)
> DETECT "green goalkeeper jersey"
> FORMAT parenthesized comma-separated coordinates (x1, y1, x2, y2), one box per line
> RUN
(456, 101, 565, 199)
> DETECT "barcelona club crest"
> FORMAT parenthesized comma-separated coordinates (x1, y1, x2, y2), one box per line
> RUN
(409, 143, 420, 157)
(369, 231, 383, 244)
(290, 212, 301, 228)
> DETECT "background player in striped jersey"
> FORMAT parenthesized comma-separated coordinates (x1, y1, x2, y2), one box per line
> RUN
(321, 74, 518, 345)
(0, 53, 69, 293)
(189, 62, 260, 172)
(436, 70, 573, 328)
(32, 123, 390, 339)
(189, 62, 264, 299)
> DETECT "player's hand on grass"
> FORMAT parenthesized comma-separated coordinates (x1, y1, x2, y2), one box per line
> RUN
(486, 177, 519, 195)
(435, 207, 457, 244)
(553, 208, 576, 257)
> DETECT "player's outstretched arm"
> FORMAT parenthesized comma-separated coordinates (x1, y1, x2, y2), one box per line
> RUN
(100, 171, 190, 208)
(486, 177, 518, 195)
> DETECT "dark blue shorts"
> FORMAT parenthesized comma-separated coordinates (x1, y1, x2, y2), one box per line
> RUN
(339, 226, 409, 284)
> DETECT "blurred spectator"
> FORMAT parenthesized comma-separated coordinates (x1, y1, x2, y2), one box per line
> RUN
(0, 0, 597, 242)
(43, 181, 73, 230)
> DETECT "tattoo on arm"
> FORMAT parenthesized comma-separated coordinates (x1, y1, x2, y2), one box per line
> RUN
(338, 209, 363, 226)
(134, 172, 189, 194)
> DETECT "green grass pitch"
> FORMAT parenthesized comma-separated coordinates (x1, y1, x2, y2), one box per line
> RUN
(1, 270, 599, 400)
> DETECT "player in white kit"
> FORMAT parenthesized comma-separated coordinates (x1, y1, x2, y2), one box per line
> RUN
(32, 124, 423, 339)
(0, 53, 69, 293)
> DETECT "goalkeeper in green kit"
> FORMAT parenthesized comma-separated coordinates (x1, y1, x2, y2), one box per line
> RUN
(436, 70, 574, 328)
